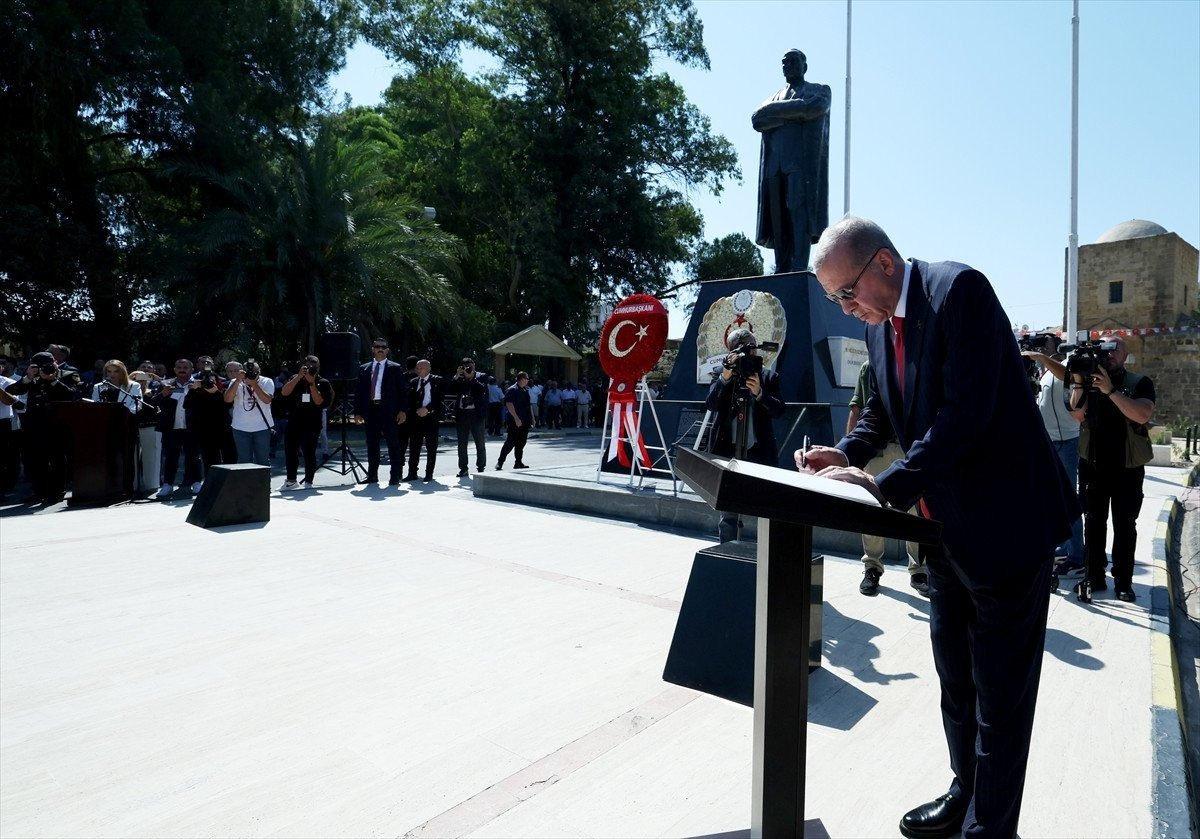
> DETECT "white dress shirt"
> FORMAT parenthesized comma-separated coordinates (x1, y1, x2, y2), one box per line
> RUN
(370, 360, 386, 400)
(416, 376, 431, 408)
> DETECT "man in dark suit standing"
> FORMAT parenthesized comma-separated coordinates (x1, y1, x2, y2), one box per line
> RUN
(405, 359, 443, 482)
(353, 338, 406, 485)
(799, 217, 1076, 839)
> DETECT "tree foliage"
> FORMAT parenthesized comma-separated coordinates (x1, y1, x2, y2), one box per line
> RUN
(362, 0, 739, 339)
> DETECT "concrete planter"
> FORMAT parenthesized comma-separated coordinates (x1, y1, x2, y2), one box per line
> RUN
(1151, 444, 1174, 466)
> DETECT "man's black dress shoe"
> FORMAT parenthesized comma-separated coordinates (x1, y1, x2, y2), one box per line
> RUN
(899, 788, 969, 838)
(404, 473, 418, 482)
(513, 462, 529, 469)
(361, 475, 378, 485)
(910, 572, 930, 597)
(1116, 587, 1136, 602)
(859, 567, 882, 596)
(387, 480, 400, 487)
(457, 469, 468, 477)
(422, 475, 434, 483)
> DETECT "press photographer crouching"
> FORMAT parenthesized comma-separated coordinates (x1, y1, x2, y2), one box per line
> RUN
(7, 352, 80, 503)
(705, 328, 785, 542)
(279, 356, 333, 490)
(1064, 335, 1155, 602)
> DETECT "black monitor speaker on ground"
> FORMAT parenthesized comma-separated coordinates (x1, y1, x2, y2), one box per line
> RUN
(187, 464, 270, 529)
(319, 332, 361, 381)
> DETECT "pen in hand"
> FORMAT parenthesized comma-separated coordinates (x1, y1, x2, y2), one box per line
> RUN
(800, 435, 809, 470)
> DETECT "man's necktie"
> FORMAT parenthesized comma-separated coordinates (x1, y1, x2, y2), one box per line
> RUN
(891, 315, 905, 397)
(893, 313, 932, 519)
(371, 362, 381, 397)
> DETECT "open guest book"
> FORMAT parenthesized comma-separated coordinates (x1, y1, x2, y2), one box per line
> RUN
(709, 456, 881, 507)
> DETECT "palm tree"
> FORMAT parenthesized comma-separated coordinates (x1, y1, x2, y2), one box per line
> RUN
(164, 126, 462, 356)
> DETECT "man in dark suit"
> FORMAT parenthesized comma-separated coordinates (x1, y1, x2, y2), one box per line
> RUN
(705, 327, 785, 542)
(799, 217, 1076, 839)
(353, 338, 406, 485)
(405, 359, 444, 482)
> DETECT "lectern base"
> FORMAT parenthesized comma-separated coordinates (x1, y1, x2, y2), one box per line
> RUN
(663, 540, 823, 707)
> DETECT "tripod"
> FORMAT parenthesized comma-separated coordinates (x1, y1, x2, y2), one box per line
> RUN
(321, 379, 367, 482)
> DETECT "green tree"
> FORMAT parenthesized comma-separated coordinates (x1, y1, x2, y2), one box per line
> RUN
(674, 233, 765, 316)
(1, 0, 355, 354)
(161, 126, 463, 359)
(362, 0, 739, 340)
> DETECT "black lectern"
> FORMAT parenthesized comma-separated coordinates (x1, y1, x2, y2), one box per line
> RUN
(53, 401, 137, 507)
(670, 447, 940, 838)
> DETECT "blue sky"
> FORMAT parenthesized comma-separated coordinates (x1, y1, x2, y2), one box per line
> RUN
(331, 0, 1200, 337)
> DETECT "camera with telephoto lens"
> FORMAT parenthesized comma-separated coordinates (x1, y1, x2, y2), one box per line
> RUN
(1059, 338, 1117, 392)
(724, 340, 779, 382)
(244, 360, 261, 380)
(199, 362, 216, 388)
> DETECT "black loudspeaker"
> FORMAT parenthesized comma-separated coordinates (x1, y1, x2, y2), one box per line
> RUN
(319, 332, 361, 380)
(662, 541, 823, 706)
(187, 464, 271, 529)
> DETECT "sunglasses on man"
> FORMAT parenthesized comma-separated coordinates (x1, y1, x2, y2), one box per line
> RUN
(824, 246, 884, 304)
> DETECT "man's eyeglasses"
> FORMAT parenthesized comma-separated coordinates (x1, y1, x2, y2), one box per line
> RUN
(372, 344, 388, 351)
(824, 246, 883, 304)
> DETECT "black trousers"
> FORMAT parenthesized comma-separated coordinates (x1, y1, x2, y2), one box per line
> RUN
(546, 405, 562, 429)
(926, 545, 1051, 838)
(194, 427, 225, 478)
(364, 403, 403, 482)
(0, 419, 18, 492)
(487, 403, 502, 435)
(285, 422, 320, 483)
(407, 415, 439, 477)
(161, 428, 201, 487)
(498, 422, 529, 465)
(1079, 460, 1144, 587)
(23, 420, 67, 500)
(456, 413, 487, 471)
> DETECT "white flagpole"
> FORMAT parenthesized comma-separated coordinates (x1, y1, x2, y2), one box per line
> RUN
(843, 0, 852, 215)
(1066, 0, 1080, 339)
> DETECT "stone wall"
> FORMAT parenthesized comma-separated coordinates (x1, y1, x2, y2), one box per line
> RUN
(1130, 332, 1200, 424)
(1077, 233, 1198, 332)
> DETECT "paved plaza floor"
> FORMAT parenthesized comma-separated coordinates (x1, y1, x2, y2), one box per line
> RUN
(0, 437, 1190, 837)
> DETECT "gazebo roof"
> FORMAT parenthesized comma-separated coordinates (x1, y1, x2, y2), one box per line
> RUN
(489, 324, 581, 361)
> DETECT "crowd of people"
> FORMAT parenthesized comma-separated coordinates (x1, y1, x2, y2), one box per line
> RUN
(0, 342, 617, 505)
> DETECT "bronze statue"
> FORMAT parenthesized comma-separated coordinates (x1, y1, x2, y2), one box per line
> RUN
(752, 49, 830, 273)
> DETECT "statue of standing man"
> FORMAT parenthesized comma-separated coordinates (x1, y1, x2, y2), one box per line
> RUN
(753, 49, 831, 273)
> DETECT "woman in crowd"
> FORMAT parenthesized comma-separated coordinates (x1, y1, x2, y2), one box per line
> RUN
(91, 360, 147, 495)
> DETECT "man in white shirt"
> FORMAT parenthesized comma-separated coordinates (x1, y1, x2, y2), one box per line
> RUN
(405, 359, 444, 482)
(1022, 341, 1085, 574)
(576, 381, 592, 428)
(223, 359, 275, 466)
(154, 358, 202, 498)
(527, 381, 543, 428)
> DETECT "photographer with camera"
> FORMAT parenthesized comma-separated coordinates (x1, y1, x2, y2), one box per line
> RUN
(446, 357, 489, 477)
(183, 356, 228, 492)
(1062, 336, 1155, 602)
(223, 358, 275, 466)
(705, 328, 785, 542)
(279, 356, 333, 490)
(1020, 336, 1086, 577)
(7, 352, 81, 502)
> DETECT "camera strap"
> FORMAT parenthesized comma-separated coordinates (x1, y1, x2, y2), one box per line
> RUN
(250, 387, 275, 435)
